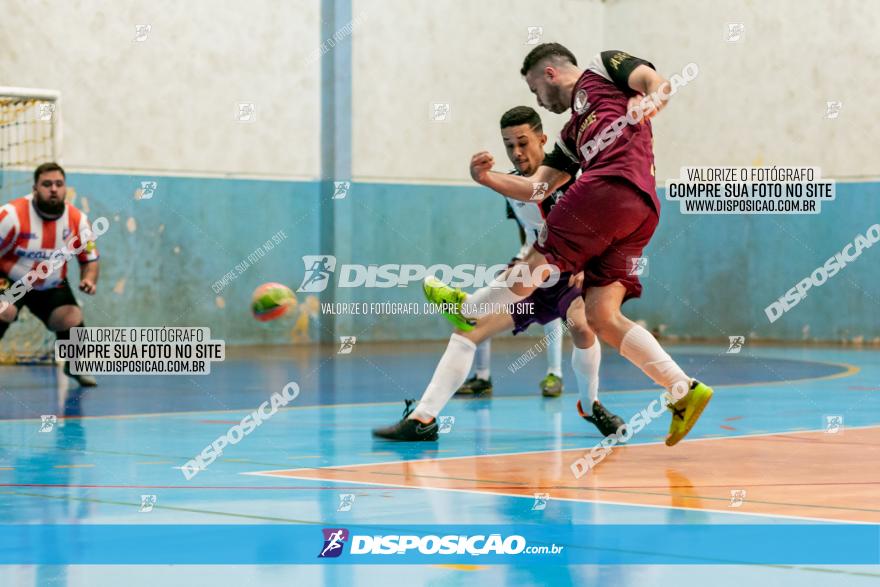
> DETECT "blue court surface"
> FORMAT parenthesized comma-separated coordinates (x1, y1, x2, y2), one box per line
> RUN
(1, 342, 879, 586)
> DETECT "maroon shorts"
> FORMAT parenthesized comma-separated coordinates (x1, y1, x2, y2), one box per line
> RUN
(533, 175, 659, 302)
(511, 276, 582, 335)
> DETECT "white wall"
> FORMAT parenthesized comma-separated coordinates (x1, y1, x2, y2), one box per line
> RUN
(351, 0, 605, 183)
(4, 0, 874, 184)
(0, 0, 320, 179)
(352, 0, 879, 184)
(604, 0, 880, 182)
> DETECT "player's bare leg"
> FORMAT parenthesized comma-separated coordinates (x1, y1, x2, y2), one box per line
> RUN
(47, 304, 82, 332)
(583, 283, 712, 446)
(49, 305, 97, 387)
(372, 310, 515, 441)
(0, 303, 16, 343)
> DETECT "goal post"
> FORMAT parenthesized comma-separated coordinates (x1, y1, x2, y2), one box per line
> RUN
(0, 86, 62, 160)
(0, 87, 63, 364)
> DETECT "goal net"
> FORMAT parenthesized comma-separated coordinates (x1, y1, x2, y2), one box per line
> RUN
(0, 87, 62, 364)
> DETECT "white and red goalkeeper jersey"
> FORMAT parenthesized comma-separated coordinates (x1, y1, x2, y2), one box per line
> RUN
(0, 195, 100, 290)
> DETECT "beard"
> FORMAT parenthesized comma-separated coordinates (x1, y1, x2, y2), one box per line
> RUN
(550, 86, 569, 113)
(34, 196, 65, 218)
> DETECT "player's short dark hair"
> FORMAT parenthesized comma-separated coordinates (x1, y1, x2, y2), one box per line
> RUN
(520, 43, 578, 76)
(34, 162, 65, 183)
(500, 106, 543, 133)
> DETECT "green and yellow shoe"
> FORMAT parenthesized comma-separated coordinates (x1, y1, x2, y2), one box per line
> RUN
(456, 375, 493, 396)
(665, 380, 713, 447)
(540, 373, 563, 397)
(423, 276, 476, 332)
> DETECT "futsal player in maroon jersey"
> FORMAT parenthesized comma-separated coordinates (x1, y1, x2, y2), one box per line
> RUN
(424, 44, 712, 446)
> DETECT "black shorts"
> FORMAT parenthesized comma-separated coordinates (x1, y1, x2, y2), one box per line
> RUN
(0, 276, 79, 327)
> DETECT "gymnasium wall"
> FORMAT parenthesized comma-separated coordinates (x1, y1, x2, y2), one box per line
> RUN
(350, 0, 605, 183)
(602, 0, 880, 181)
(329, 0, 608, 342)
(1, 0, 877, 345)
(0, 0, 325, 344)
(0, 0, 321, 179)
(334, 0, 880, 343)
(259, 179, 880, 344)
(61, 174, 322, 345)
(602, 0, 880, 342)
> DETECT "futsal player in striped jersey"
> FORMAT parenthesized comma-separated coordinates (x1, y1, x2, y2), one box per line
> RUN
(458, 106, 572, 398)
(425, 45, 713, 447)
(0, 162, 100, 386)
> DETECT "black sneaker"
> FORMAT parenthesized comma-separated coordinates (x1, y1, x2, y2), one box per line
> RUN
(372, 399, 439, 441)
(578, 400, 625, 438)
(63, 361, 97, 387)
(455, 375, 492, 396)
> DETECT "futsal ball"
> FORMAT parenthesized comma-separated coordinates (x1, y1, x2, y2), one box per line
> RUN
(251, 283, 297, 322)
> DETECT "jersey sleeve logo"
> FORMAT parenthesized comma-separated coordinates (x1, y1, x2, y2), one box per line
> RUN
(608, 51, 632, 71)
(574, 89, 590, 114)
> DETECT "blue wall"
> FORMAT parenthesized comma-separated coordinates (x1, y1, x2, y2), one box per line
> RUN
(52, 173, 521, 345)
(630, 182, 880, 342)
(9, 173, 877, 344)
(323, 182, 521, 342)
(63, 172, 321, 345)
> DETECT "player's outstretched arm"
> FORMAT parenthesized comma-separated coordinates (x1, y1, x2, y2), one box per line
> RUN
(79, 260, 99, 295)
(627, 64, 671, 121)
(470, 151, 570, 202)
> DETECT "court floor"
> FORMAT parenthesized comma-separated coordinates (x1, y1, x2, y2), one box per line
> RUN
(0, 341, 879, 586)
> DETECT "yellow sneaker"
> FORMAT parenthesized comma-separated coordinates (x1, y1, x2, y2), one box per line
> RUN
(423, 276, 476, 332)
(665, 380, 713, 447)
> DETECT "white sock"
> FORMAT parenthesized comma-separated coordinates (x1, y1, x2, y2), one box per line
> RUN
(544, 319, 563, 376)
(474, 340, 491, 380)
(619, 325, 690, 399)
(410, 333, 476, 420)
(572, 339, 601, 410)
(462, 278, 527, 319)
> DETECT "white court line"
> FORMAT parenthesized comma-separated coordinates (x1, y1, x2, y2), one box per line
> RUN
(0, 356, 857, 424)
(243, 425, 880, 525)
(246, 423, 880, 471)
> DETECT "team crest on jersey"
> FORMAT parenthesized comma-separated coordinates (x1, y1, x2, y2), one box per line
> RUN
(574, 89, 590, 114)
(538, 223, 549, 246)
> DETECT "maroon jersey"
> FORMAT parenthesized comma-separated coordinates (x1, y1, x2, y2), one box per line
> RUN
(545, 51, 660, 213)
